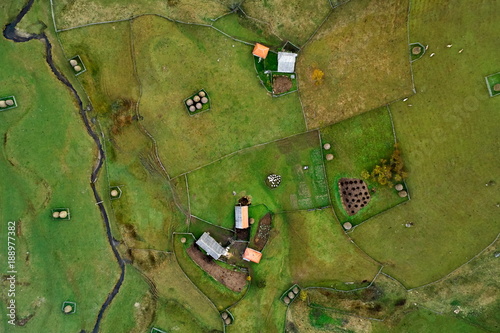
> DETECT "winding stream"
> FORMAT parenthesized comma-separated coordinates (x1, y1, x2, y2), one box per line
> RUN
(4, 1, 125, 332)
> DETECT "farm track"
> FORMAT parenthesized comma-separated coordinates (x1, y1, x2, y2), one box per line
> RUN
(4, 1, 125, 332)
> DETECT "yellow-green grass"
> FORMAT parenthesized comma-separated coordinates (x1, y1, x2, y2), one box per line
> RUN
(372, 308, 486, 333)
(351, 0, 500, 288)
(136, 252, 222, 330)
(173, 234, 246, 310)
(227, 216, 292, 333)
(53, 0, 229, 30)
(410, 242, 500, 332)
(98, 265, 151, 332)
(131, 15, 306, 176)
(297, 0, 413, 129)
(212, 12, 282, 47)
(241, 0, 331, 46)
(283, 209, 380, 288)
(188, 131, 329, 229)
(0, 14, 118, 332)
(320, 107, 408, 226)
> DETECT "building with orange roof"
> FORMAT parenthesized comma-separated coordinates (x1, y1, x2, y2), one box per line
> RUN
(252, 43, 270, 59)
(243, 247, 262, 263)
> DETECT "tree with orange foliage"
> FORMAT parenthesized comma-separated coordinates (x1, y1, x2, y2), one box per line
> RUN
(311, 69, 325, 85)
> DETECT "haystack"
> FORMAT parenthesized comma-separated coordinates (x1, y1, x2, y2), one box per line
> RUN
(224, 318, 231, 325)
(189, 105, 196, 112)
(195, 103, 202, 110)
(63, 305, 73, 313)
(5, 99, 14, 106)
(180, 237, 187, 243)
(0, 100, 6, 108)
(110, 189, 119, 197)
(52, 211, 60, 218)
(69, 59, 78, 66)
(494, 84, 500, 92)
(343, 222, 352, 230)
(193, 95, 200, 102)
(288, 291, 295, 299)
(395, 184, 404, 191)
(412, 46, 422, 55)
(201, 97, 208, 104)
(59, 210, 68, 218)
(398, 190, 408, 198)
(74, 65, 82, 72)
(283, 297, 290, 304)
(249, 218, 255, 225)
(221, 312, 228, 319)
(292, 286, 299, 294)
(326, 154, 334, 161)
(186, 99, 194, 106)
(199, 91, 206, 97)
(323, 143, 331, 150)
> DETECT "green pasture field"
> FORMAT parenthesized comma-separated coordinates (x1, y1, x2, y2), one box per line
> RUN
(282, 209, 380, 287)
(188, 131, 330, 229)
(130, 15, 305, 177)
(52, 0, 230, 30)
(212, 12, 282, 47)
(297, 0, 413, 129)
(320, 107, 408, 226)
(189, 216, 234, 241)
(351, 0, 500, 288)
(241, 0, 331, 47)
(0, 4, 119, 332)
(173, 234, 246, 310)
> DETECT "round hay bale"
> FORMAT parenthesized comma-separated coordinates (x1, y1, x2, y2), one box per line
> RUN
(323, 143, 331, 150)
(0, 100, 6, 108)
(343, 222, 352, 230)
(180, 237, 186, 243)
(193, 95, 201, 102)
(63, 305, 73, 313)
(74, 65, 82, 72)
(69, 59, 78, 66)
(186, 99, 194, 106)
(292, 286, 299, 294)
(398, 190, 408, 198)
(326, 154, 334, 161)
(189, 105, 196, 112)
(196, 103, 202, 110)
(59, 210, 68, 219)
(201, 97, 208, 104)
(288, 291, 295, 299)
(5, 99, 14, 106)
(110, 189, 119, 197)
(283, 297, 290, 304)
(199, 91, 206, 97)
(494, 84, 500, 92)
(412, 46, 422, 55)
(249, 218, 255, 225)
(52, 211, 60, 218)
(221, 312, 228, 319)
(224, 318, 231, 325)
(395, 184, 404, 191)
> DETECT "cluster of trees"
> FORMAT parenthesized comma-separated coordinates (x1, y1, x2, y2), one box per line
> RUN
(311, 68, 325, 85)
(361, 144, 408, 187)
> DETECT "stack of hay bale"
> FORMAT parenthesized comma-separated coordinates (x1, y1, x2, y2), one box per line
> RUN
(395, 183, 408, 197)
(70, 59, 81, 72)
(186, 90, 209, 113)
(221, 311, 232, 325)
(0, 99, 14, 108)
(283, 286, 300, 305)
(52, 209, 69, 219)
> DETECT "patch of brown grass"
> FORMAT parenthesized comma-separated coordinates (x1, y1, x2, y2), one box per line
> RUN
(297, 0, 413, 129)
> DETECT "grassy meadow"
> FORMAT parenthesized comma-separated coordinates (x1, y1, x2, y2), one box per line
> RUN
(297, 0, 413, 129)
(0, 2, 119, 331)
(320, 107, 409, 226)
(351, 0, 500, 287)
(188, 131, 329, 228)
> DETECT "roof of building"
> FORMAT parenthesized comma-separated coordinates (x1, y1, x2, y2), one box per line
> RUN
(196, 232, 227, 260)
(243, 247, 262, 263)
(235, 205, 249, 229)
(253, 43, 270, 59)
(277, 52, 298, 73)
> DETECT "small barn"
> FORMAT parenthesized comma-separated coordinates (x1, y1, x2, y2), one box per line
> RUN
(243, 247, 262, 263)
(235, 205, 249, 229)
(253, 43, 270, 59)
(196, 232, 227, 260)
(277, 52, 297, 73)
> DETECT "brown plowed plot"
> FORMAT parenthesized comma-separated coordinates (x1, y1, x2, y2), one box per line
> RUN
(253, 213, 272, 251)
(339, 178, 371, 216)
(187, 245, 247, 292)
(297, 0, 412, 128)
(273, 76, 293, 94)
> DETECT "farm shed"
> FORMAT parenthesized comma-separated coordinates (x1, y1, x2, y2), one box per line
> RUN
(253, 43, 270, 59)
(235, 205, 249, 229)
(196, 232, 227, 260)
(243, 247, 262, 263)
(277, 52, 298, 73)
